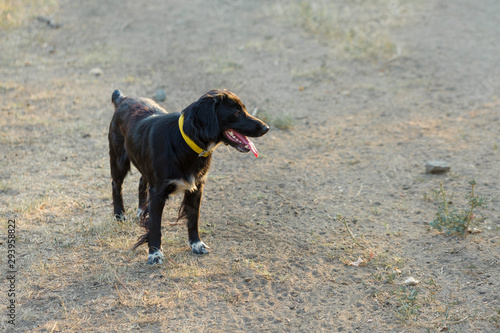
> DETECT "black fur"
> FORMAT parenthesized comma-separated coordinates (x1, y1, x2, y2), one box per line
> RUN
(108, 89, 269, 263)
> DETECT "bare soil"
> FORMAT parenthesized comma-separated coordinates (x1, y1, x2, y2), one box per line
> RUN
(1, 0, 499, 332)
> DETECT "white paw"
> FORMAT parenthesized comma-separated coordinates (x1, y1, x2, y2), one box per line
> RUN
(137, 208, 143, 218)
(190, 241, 210, 254)
(147, 249, 164, 265)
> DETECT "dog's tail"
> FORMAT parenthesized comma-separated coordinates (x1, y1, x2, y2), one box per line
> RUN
(133, 232, 149, 250)
(111, 89, 125, 107)
(132, 212, 150, 250)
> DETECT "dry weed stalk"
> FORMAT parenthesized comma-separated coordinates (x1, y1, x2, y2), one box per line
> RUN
(334, 214, 368, 250)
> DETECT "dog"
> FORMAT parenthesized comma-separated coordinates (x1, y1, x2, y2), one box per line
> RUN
(108, 89, 269, 264)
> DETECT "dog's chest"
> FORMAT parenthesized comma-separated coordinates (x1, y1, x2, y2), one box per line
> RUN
(169, 176, 199, 195)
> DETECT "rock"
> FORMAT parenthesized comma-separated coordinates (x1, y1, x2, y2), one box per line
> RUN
(425, 160, 450, 174)
(153, 89, 166, 102)
(89, 68, 103, 76)
(467, 227, 482, 234)
(36, 16, 61, 29)
(404, 277, 419, 286)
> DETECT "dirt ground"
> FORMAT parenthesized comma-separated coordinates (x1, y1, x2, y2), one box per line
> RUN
(1, 0, 499, 332)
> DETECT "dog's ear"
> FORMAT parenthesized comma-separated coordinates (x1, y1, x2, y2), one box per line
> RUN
(200, 93, 222, 141)
(184, 93, 222, 143)
(212, 92, 225, 108)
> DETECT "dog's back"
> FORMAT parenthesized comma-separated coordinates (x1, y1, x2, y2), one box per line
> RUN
(110, 90, 169, 135)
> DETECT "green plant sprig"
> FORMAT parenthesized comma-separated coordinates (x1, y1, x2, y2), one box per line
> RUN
(430, 180, 490, 236)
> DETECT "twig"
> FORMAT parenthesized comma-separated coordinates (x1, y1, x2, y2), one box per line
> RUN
(167, 220, 187, 226)
(448, 237, 473, 254)
(378, 44, 402, 68)
(464, 181, 476, 235)
(355, 183, 363, 197)
(121, 19, 134, 31)
(342, 217, 357, 242)
(439, 182, 448, 216)
(313, 196, 331, 203)
(331, 214, 367, 249)
(114, 272, 132, 295)
(115, 283, 127, 305)
(57, 295, 68, 316)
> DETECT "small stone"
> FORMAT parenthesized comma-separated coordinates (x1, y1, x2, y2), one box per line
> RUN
(89, 68, 103, 76)
(404, 277, 419, 286)
(425, 160, 450, 174)
(153, 89, 166, 102)
(36, 16, 61, 29)
(467, 227, 482, 234)
(244, 277, 252, 282)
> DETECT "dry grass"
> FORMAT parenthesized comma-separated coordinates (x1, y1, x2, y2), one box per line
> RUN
(202, 53, 244, 75)
(274, 0, 412, 60)
(256, 110, 296, 131)
(0, 0, 58, 29)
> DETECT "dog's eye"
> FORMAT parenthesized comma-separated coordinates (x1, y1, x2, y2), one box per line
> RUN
(227, 109, 243, 122)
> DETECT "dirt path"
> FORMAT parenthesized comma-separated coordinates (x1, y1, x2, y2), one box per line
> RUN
(1, 0, 499, 332)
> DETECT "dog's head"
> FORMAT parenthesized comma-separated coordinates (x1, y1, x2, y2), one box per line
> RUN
(183, 89, 269, 157)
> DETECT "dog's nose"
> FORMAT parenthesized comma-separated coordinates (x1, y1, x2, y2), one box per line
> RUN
(261, 124, 270, 135)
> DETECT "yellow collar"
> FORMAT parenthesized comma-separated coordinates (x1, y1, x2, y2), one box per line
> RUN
(178, 114, 212, 157)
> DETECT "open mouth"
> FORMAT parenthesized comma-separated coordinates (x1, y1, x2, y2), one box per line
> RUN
(224, 129, 259, 157)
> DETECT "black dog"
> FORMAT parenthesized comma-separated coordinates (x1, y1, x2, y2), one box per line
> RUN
(108, 89, 269, 264)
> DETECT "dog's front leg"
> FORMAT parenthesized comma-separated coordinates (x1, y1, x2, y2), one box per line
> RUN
(146, 187, 167, 264)
(182, 185, 210, 254)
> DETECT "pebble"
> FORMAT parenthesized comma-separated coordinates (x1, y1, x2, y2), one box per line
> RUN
(36, 16, 61, 29)
(153, 89, 166, 102)
(467, 227, 482, 234)
(89, 68, 103, 76)
(425, 160, 450, 174)
(404, 277, 419, 286)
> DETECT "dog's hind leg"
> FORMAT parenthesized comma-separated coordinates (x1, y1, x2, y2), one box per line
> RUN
(137, 176, 149, 219)
(109, 138, 130, 220)
(180, 184, 210, 255)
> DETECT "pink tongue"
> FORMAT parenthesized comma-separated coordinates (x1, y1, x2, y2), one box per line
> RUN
(233, 131, 259, 157)
(248, 140, 259, 158)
